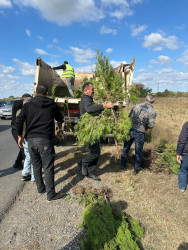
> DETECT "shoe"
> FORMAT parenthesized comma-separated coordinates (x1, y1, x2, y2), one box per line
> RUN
(13, 162, 23, 169)
(133, 170, 140, 175)
(180, 189, 185, 193)
(120, 165, 126, 170)
(21, 174, 31, 181)
(88, 173, 101, 181)
(78, 161, 82, 171)
(38, 189, 46, 194)
(47, 192, 67, 201)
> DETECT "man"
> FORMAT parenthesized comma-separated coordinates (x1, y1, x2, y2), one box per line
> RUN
(53, 61, 75, 98)
(176, 122, 188, 192)
(121, 94, 156, 174)
(11, 93, 32, 168)
(16, 85, 64, 201)
(16, 96, 35, 182)
(79, 82, 114, 181)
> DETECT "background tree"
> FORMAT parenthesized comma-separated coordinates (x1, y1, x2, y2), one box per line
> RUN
(134, 83, 152, 98)
(74, 50, 139, 159)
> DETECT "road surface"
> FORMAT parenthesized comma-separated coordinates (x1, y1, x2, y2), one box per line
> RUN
(0, 118, 24, 221)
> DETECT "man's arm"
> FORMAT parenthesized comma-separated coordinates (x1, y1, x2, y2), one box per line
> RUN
(83, 98, 104, 114)
(129, 107, 134, 118)
(103, 103, 114, 109)
(176, 155, 182, 164)
(177, 123, 188, 156)
(147, 110, 156, 129)
(16, 105, 26, 148)
(53, 64, 66, 70)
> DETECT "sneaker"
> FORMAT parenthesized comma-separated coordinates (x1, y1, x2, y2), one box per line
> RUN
(13, 162, 23, 169)
(21, 174, 31, 181)
(88, 173, 101, 181)
(47, 192, 67, 201)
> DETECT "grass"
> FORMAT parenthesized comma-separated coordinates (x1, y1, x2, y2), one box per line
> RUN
(54, 97, 188, 250)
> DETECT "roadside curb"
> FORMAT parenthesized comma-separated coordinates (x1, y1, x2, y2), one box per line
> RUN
(0, 181, 25, 223)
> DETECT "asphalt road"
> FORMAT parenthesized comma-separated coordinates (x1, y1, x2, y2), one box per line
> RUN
(0, 119, 24, 221)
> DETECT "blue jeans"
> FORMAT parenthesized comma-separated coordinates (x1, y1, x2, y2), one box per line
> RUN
(28, 138, 55, 199)
(179, 155, 188, 190)
(22, 140, 35, 182)
(121, 128, 145, 172)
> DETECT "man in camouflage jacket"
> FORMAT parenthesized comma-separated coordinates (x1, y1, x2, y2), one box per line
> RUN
(121, 94, 156, 174)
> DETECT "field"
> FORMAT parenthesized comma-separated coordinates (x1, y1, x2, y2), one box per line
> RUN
(54, 97, 188, 250)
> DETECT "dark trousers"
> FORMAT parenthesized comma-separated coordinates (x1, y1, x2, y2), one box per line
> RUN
(81, 142, 100, 175)
(28, 138, 55, 199)
(121, 128, 145, 172)
(11, 128, 25, 164)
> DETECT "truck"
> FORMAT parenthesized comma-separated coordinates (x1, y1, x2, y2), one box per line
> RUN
(34, 57, 135, 141)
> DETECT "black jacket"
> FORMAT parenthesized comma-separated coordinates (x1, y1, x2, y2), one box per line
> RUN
(53, 64, 66, 70)
(80, 95, 104, 115)
(11, 99, 23, 129)
(16, 96, 63, 140)
(177, 122, 188, 155)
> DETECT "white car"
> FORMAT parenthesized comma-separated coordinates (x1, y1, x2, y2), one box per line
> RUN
(0, 99, 17, 119)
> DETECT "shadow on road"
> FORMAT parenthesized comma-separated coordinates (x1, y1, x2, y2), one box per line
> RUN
(0, 166, 21, 178)
(0, 124, 11, 132)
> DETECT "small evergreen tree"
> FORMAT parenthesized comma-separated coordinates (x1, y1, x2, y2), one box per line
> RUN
(74, 50, 139, 159)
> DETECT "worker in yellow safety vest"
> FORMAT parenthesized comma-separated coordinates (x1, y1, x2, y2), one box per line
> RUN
(53, 61, 75, 97)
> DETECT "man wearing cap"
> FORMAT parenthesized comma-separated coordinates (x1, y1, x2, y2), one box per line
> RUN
(53, 61, 75, 98)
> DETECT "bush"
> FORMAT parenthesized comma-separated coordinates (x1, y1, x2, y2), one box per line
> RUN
(158, 144, 180, 174)
(81, 194, 143, 250)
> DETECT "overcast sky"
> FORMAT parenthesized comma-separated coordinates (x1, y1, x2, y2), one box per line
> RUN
(0, 0, 188, 98)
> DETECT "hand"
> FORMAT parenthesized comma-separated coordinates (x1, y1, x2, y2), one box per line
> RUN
(176, 155, 182, 164)
(18, 135, 24, 149)
(103, 102, 114, 109)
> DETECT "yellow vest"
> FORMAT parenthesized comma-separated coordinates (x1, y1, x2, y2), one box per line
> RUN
(62, 64, 75, 78)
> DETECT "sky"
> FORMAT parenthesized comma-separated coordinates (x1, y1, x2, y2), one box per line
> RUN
(0, 0, 188, 98)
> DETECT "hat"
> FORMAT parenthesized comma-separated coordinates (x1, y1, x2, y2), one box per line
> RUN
(64, 61, 68, 64)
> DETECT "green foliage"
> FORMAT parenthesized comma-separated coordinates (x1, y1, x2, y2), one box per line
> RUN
(73, 88, 82, 98)
(74, 112, 114, 145)
(93, 50, 137, 103)
(73, 77, 91, 98)
(80, 194, 143, 250)
(128, 85, 140, 104)
(113, 108, 131, 143)
(74, 109, 131, 146)
(158, 144, 180, 174)
(74, 50, 137, 148)
(134, 83, 152, 98)
(51, 85, 56, 99)
(64, 194, 71, 201)
(115, 179, 121, 183)
(155, 89, 188, 97)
